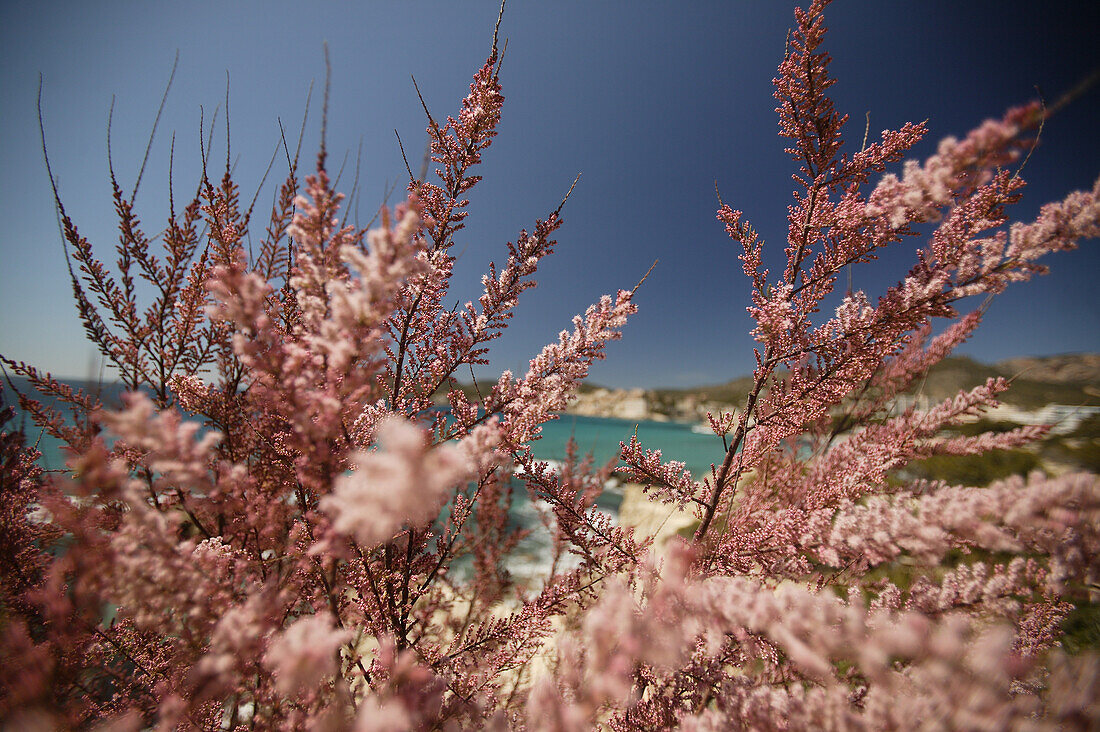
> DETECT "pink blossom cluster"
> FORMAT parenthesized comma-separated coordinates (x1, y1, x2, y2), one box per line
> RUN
(2, 0, 1098, 729)
(321, 418, 477, 548)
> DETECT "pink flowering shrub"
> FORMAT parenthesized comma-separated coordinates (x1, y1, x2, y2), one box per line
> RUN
(2, 1, 1099, 728)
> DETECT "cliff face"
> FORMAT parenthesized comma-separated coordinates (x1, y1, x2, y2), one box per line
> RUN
(566, 388, 657, 421)
(565, 388, 732, 423)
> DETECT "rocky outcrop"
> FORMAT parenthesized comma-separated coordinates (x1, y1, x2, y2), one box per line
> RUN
(566, 388, 734, 423)
(567, 388, 660, 421)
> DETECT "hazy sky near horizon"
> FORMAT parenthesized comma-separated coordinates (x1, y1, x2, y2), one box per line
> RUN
(1, 1, 1097, 388)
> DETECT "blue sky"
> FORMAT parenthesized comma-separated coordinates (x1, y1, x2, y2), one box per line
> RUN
(1, 1, 1097, 388)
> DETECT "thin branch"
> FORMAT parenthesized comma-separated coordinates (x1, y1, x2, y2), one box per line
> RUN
(320, 42, 332, 166)
(630, 259, 658, 298)
(396, 129, 415, 182)
(133, 50, 178, 203)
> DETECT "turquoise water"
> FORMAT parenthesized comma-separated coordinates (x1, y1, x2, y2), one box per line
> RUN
(4, 383, 724, 584)
(4, 377, 724, 479)
(12, 412, 723, 480)
(4, 410, 78, 472)
(529, 413, 723, 477)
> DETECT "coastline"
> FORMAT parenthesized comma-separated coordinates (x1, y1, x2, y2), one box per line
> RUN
(565, 386, 732, 426)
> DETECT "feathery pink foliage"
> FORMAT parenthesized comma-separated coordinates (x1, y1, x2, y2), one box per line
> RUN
(2, 1, 1098, 729)
(321, 418, 478, 548)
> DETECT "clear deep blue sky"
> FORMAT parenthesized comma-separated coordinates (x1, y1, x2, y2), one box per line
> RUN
(1, 1, 1097, 388)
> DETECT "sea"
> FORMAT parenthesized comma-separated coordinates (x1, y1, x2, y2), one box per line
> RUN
(3, 379, 725, 583)
(2, 378, 724, 476)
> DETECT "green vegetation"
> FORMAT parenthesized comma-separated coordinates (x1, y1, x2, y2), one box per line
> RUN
(649, 376, 755, 410)
(913, 357, 1097, 410)
(944, 419, 1028, 437)
(907, 450, 1041, 487)
(1042, 413, 1100, 473)
(1062, 599, 1100, 655)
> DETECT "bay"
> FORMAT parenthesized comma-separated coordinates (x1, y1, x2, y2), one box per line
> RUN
(529, 413, 724, 478)
(4, 379, 726, 584)
(3, 378, 724, 478)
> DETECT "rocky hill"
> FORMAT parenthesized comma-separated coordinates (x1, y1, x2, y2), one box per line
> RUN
(997, 354, 1100, 384)
(564, 353, 1100, 423)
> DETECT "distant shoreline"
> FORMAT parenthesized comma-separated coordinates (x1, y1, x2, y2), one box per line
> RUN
(8, 351, 1098, 424)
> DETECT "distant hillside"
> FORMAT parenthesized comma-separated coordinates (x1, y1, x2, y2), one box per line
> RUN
(997, 354, 1100, 384)
(920, 355, 1098, 409)
(429, 354, 1099, 423)
(6, 353, 1096, 425)
(2, 375, 132, 411)
(646, 354, 1099, 412)
(564, 353, 1098, 422)
(651, 375, 756, 405)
